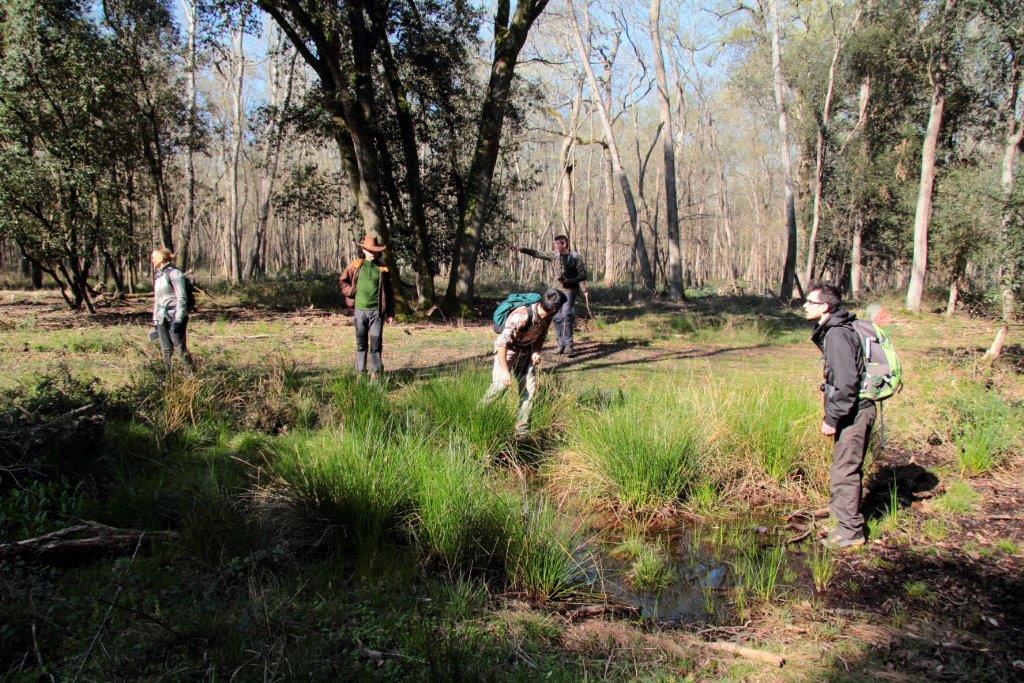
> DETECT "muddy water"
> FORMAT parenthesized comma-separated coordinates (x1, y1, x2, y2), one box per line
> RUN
(606, 556, 728, 622)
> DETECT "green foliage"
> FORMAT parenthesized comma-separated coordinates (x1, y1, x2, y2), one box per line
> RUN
(806, 543, 838, 593)
(571, 397, 704, 514)
(733, 544, 786, 608)
(0, 477, 84, 542)
(613, 535, 675, 593)
(723, 382, 820, 482)
(952, 387, 1021, 475)
(229, 273, 346, 310)
(933, 480, 979, 515)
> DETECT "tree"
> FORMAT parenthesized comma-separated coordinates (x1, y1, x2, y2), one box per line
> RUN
(0, 0, 153, 311)
(444, 0, 551, 310)
(650, 0, 683, 299)
(905, 0, 959, 312)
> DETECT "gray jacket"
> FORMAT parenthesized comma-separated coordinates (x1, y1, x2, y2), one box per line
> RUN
(153, 266, 187, 325)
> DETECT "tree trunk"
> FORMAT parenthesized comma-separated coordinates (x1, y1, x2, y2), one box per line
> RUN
(178, 0, 198, 271)
(248, 36, 297, 279)
(569, 0, 655, 292)
(650, 0, 683, 300)
(987, 44, 1022, 358)
(763, 0, 800, 301)
(804, 27, 842, 285)
(226, 14, 247, 283)
(906, 59, 947, 311)
(906, 1, 956, 312)
(444, 0, 550, 311)
(602, 147, 617, 285)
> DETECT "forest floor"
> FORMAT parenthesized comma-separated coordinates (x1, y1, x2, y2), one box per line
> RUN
(1, 284, 1022, 680)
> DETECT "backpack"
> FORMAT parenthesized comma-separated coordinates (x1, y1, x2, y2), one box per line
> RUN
(492, 293, 541, 333)
(848, 319, 902, 401)
(163, 266, 197, 314)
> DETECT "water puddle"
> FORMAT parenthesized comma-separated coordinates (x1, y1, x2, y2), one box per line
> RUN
(606, 557, 728, 622)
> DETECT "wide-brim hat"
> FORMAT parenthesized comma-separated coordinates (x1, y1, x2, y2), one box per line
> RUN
(355, 234, 387, 253)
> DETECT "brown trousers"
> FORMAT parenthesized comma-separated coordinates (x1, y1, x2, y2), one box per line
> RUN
(830, 402, 875, 541)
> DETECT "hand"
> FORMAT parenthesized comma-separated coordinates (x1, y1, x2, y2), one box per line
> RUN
(821, 421, 836, 436)
(499, 370, 513, 387)
(385, 316, 395, 325)
(531, 352, 541, 366)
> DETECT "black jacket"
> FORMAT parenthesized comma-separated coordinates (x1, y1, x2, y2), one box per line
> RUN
(811, 308, 865, 427)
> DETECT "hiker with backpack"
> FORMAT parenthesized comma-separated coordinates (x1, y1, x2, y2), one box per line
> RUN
(510, 235, 588, 357)
(338, 235, 395, 381)
(805, 282, 901, 549)
(151, 247, 195, 373)
(483, 288, 566, 435)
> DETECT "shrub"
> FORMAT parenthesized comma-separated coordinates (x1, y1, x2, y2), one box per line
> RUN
(506, 501, 590, 602)
(613, 535, 675, 593)
(233, 272, 345, 310)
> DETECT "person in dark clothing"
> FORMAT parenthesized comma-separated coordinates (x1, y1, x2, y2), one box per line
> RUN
(510, 235, 587, 356)
(804, 282, 874, 549)
(338, 235, 395, 380)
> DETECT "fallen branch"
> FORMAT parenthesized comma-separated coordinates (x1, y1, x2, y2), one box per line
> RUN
(0, 521, 177, 564)
(672, 632, 786, 667)
(564, 603, 640, 621)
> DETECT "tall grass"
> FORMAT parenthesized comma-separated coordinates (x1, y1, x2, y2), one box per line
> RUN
(265, 426, 590, 600)
(733, 543, 786, 613)
(569, 397, 706, 514)
(401, 369, 517, 457)
(952, 387, 1020, 476)
(267, 430, 414, 549)
(721, 381, 824, 484)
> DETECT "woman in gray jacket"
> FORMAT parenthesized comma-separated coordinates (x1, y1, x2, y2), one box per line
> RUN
(151, 247, 194, 372)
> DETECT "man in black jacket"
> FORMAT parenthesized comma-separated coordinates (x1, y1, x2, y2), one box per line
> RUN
(511, 235, 587, 356)
(804, 282, 874, 548)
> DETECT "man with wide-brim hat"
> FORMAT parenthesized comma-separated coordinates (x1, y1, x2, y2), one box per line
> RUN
(338, 234, 395, 380)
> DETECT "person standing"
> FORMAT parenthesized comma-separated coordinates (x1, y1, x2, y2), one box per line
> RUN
(482, 288, 565, 435)
(510, 235, 587, 356)
(151, 247, 195, 373)
(804, 282, 874, 548)
(338, 235, 395, 380)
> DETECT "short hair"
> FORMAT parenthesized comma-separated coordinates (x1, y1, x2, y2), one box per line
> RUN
(553, 235, 569, 246)
(540, 288, 566, 314)
(807, 281, 841, 312)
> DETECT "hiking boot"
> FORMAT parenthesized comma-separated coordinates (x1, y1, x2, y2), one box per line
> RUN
(565, 345, 575, 358)
(820, 532, 865, 549)
(556, 346, 565, 355)
(368, 371, 379, 383)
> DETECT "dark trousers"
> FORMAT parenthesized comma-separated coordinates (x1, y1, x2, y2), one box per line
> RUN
(553, 288, 578, 350)
(830, 402, 875, 541)
(157, 318, 193, 372)
(354, 308, 383, 373)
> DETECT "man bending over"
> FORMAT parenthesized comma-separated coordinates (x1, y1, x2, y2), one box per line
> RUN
(482, 288, 566, 435)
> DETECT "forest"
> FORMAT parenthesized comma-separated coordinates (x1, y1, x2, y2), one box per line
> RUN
(1, 0, 1023, 679)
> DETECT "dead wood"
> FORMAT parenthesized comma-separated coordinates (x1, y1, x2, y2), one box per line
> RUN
(0, 521, 177, 564)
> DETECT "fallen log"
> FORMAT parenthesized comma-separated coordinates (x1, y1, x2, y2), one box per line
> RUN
(671, 632, 785, 667)
(0, 521, 177, 565)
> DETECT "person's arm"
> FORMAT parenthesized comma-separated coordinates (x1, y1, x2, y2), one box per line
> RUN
(496, 345, 512, 385)
(168, 269, 187, 324)
(152, 285, 160, 325)
(338, 262, 357, 300)
(382, 267, 395, 322)
(823, 328, 861, 427)
(515, 246, 555, 262)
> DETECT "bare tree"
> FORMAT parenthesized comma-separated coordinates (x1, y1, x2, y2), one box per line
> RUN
(568, 0, 655, 291)
(650, 0, 683, 299)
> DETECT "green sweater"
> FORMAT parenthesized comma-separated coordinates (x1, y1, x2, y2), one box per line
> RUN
(354, 260, 381, 310)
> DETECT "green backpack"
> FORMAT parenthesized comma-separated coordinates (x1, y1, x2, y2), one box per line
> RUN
(849, 319, 902, 401)
(492, 293, 541, 333)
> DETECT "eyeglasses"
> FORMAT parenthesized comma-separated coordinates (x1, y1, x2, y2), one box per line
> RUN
(802, 299, 825, 307)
